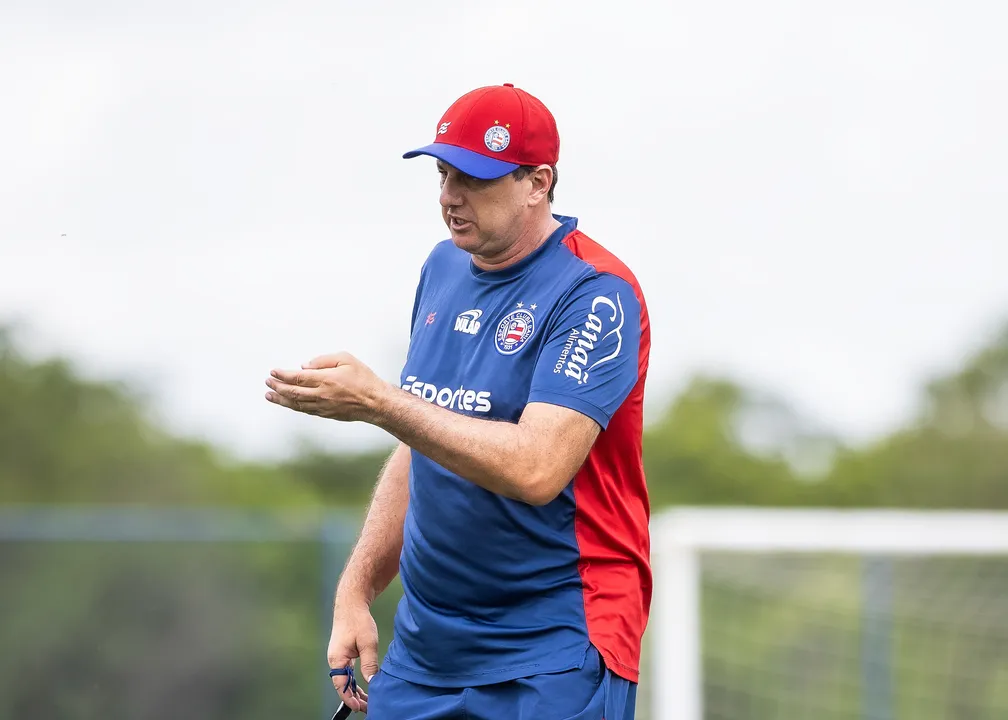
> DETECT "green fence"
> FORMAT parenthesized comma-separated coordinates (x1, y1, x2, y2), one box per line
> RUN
(0, 506, 384, 720)
(8, 506, 1006, 719)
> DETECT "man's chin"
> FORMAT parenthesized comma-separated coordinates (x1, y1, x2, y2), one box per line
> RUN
(449, 229, 480, 252)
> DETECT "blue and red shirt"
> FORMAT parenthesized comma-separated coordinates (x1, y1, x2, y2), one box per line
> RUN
(382, 214, 652, 687)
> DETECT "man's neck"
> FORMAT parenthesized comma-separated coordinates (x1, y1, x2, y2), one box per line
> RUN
(472, 212, 563, 272)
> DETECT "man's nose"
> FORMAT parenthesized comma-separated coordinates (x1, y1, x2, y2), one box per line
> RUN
(440, 177, 463, 207)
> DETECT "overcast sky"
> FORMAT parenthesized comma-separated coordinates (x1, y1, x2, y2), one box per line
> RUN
(2, 0, 1005, 460)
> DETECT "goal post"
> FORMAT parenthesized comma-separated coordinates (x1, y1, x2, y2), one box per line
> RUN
(647, 508, 1008, 720)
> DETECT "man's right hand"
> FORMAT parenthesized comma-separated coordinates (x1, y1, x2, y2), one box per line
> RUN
(328, 599, 380, 714)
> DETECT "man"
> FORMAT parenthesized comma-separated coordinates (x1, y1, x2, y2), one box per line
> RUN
(265, 83, 651, 719)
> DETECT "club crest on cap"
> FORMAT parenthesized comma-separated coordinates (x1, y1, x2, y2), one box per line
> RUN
(484, 124, 511, 153)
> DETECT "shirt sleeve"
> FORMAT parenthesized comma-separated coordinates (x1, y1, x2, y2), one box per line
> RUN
(527, 273, 642, 429)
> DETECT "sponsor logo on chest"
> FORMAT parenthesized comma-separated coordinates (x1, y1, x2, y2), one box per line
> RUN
(401, 376, 492, 413)
(454, 309, 482, 336)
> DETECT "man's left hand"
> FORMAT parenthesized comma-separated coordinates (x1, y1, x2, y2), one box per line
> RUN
(265, 352, 387, 422)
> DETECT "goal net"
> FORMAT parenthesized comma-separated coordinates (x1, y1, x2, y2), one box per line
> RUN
(643, 509, 1008, 720)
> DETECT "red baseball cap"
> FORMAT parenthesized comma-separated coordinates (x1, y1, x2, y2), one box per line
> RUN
(403, 83, 559, 180)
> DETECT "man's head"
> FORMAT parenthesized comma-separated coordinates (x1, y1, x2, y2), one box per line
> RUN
(403, 84, 560, 259)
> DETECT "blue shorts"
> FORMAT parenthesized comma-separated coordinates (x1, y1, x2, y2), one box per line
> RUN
(365, 644, 636, 720)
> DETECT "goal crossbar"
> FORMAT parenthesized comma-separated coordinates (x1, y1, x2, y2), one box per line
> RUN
(653, 507, 1008, 556)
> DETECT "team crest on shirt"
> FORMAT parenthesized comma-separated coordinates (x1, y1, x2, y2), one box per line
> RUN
(484, 124, 510, 153)
(494, 307, 535, 355)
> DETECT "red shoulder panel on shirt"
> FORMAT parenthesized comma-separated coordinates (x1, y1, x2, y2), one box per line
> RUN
(562, 228, 652, 683)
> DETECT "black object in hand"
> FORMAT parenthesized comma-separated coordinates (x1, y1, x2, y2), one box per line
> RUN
(331, 700, 353, 720)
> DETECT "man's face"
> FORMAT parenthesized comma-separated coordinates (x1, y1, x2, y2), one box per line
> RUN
(436, 161, 531, 258)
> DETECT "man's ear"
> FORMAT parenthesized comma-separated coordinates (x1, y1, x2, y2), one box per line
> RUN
(527, 164, 553, 206)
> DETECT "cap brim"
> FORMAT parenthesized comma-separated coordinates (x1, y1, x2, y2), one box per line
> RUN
(403, 142, 519, 180)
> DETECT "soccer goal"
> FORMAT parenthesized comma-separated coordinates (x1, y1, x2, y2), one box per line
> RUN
(645, 508, 1008, 720)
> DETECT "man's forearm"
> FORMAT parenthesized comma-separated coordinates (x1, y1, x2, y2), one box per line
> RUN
(366, 384, 562, 505)
(335, 442, 410, 608)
